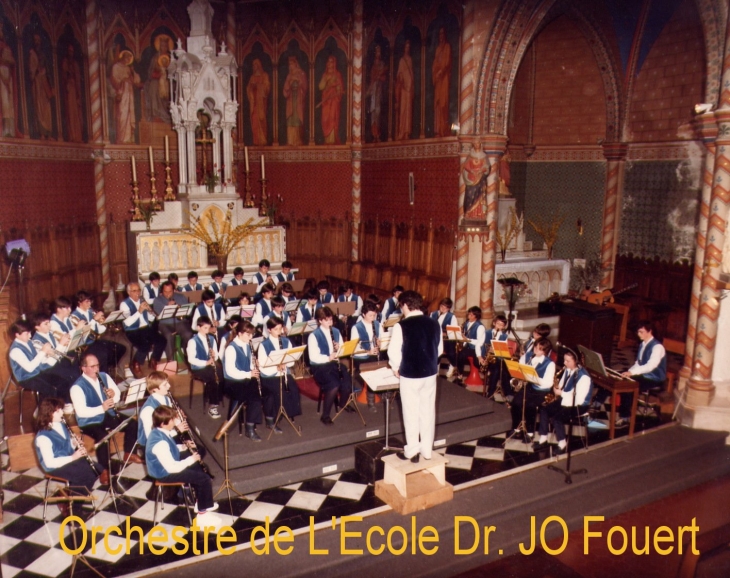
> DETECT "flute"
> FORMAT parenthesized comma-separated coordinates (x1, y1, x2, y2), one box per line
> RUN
(168, 395, 214, 478)
(61, 416, 100, 475)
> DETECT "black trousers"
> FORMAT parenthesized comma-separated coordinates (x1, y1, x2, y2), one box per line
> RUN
(224, 378, 263, 424)
(457, 347, 478, 374)
(487, 359, 513, 397)
(86, 340, 126, 376)
(192, 364, 224, 405)
(125, 327, 166, 364)
(19, 374, 62, 403)
(158, 320, 193, 360)
(510, 386, 548, 433)
(311, 362, 352, 418)
(441, 340, 457, 367)
(80, 412, 137, 472)
(157, 463, 214, 511)
(47, 458, 100, 492)
(260, 375, 301, 419)
(619, 376, 663, 418)
(538, 401, 589, 440)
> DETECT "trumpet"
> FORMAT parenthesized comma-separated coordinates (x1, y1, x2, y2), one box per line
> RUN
(169, 394, 213, 478)
(32, 339, 68, 362)
(61, 416, 100, 475)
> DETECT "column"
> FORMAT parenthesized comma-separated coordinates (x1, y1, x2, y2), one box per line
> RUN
(186, 122, 197, 185)
(678, 113, 717, 389)
(599, 142, 628, 288)
(176, 127, 187, 186)
(211, 126, 222, 182)
(350, 0, 363, 261)
(85, 0, 110, 291)
(222, 124, 233, 186)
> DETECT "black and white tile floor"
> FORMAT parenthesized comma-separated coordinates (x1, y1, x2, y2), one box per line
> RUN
(0, 346, 674, 578)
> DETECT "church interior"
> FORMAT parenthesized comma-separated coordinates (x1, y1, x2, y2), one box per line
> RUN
(1, 0, 730, 576)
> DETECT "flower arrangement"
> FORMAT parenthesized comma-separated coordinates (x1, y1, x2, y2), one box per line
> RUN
(138, 201, 157, 231)
(184, 210, 266, 272)
(527, 212, 565, 259)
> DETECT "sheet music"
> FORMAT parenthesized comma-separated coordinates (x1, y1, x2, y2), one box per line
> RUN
(360, 366, 400, 391)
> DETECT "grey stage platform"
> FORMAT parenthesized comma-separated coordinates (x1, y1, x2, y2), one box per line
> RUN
(184, 378, 512, 495)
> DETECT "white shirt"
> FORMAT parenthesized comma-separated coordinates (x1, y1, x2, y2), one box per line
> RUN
(387, 310, 444, 374)
(308, 328, 344, 365)
(258, 337, 295, 377)
(628, 338, 666, 377)
(529, 355, 556, 391)
(224, 338, 255, 380)
(558, 369, 592, 407)
(464, 321, 486, 354)
(187, 334, 216, 370)
(74, 309, 106, 336)
(351, 322, 375, 359)
(252, 299, 273, 327)
(139, 392, 178, 442)
(296, 303, 319, 324)
(150, 428, 196, 474)
(35, 422, 78, 469)
(71, 373, 121, 420)
(121, 298, 152, 329)
(143, 284, 160, 305)
(192, 303, 226, 328)
(10, 338, 54, 375)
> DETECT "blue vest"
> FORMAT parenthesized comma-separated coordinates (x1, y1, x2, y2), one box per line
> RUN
(386, 297, 401, 316)
(145, 429, 179, 479)
(231, 278, 247, 286)
(224, 341, 252, 379)
(137, 395, 170, 447)
(319, 292, 333, 304)
(123, 298, 150, 330)
(52, 314, 73, 333)
(210, 282, 226, 298)
(462, 321, 481, 351)
(430, 310, 454, 331)
(10, 340, 42, 381)
(483, 328, 508, 357)
(299, 302, 321, 322)
(36, 428, 75, 473)
(530, 357, 554, 392)
(183, 283, 203, 291)
(276, 272, 294, 282)
(257, 299, 271, 319)
(196, 302, 225, 323)
(638, 339, 667, 382)
(311, 327, 339, 362)
(145, 284, 158, 300)
(74, 373, 114, 427)
(562, 367, 593, 407)
(338, 293, 359, 303)
(262, 336, 292, 356)
(72, 308, 97, 344)
(253, 272, 267, 286)
(353, 320, 380, 359)
(33, 332, 58, 349)
(193, 334, 216, 361)
(265, 312, 289, 330)
(524, 338, 535, 363)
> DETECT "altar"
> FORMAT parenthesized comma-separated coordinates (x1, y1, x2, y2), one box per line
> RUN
(494, 255, 570, 310)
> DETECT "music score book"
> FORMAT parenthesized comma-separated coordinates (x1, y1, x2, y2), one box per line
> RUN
(360, 366, 400, 391)
(491, 340, 512, 358)
(260, 345, 307, 369)
(382, 314, 402, 328)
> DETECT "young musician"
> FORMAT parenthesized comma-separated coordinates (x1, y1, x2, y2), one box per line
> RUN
(337, 282, 363, 317)
(251, 259, 273, 295)
(70, 353, 141, 486)
(31, 314, 80, 401)
(167, 272, 180, 291)
(430, 298, 456, 377)
(352, 301, 381, 412)
(485, 314, 512, 399)
(210, 270, 227, 302)
(35, 398, 99, 494)
(146, 405, 221, 528)
(223, 321, 264, 441)
(72, 290, 126, 376)
(181, 271, 203, 292)
(252, 283, 275, 327)
(230, 267, 247, 287)
(262, 295, 291, 338)
(218, 314, 243, 360)
(138, 371, 178, 449)
(456, 306, 486, 378)
(143, 272, 162, 305)
(279, 282, 297, 303)
(186, 316, 224, 419)
(258, 317, 302, 431)
(534, 350, 593, 454)
(316, 280, 334, 304)
(10, 318, 70, 404)
(275, 261, 295, 283)
(297, 290, 322, 323)
(308, 307, 353, 425)
(121, 282, 166, 378)
(509, 338, 556, 441)
(192, 289, 227, 331)
(616, 320, 667, 426)
(521, 323, 551, 364)
(381, 285, 403, 322)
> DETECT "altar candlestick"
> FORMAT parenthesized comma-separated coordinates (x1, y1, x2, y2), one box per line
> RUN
(131, 155, 137, 181)
(244, 146, 249, 171)
(165, 136, 169, 162)
(261, 154, 265, 179)
(148, 146, 155, 174)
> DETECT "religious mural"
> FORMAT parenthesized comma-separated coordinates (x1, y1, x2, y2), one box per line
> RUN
(0, 14, 22, 138)
(58, 27, 87, 143)
(314, 38, 347, 145)
(365, 31, 389, 144)
(22, 15, 57, 140)
(394, 19, 422, 141)
(107, 33, 141, 144)
(242, 42, 273, 146)
(425, 7, 459, 138)
(277, 40, 309, 146)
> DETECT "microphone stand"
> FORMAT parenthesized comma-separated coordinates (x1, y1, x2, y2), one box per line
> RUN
(548, 378, 588, 484)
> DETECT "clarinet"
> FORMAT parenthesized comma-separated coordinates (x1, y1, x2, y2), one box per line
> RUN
(61, 417, 100, 475)
(99, 372, 122, 420)
(169, 395, 214, 479)
(250, 344, 263, 397)
(329, 327, 343, 378)
(278, 336, 290, 392)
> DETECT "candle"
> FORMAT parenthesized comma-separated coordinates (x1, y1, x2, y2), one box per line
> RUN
(165, 136, 169, 162)
(131, 155, 137, 181)
(244, 146, 249, 171)
(261, 154, 265, 179)
(148, 146, 155, 174)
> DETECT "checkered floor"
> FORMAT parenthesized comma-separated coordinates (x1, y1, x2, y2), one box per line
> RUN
(0, 345, 675, 578)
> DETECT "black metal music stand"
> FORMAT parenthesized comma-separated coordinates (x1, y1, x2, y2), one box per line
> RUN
(548, 391, 588, 484)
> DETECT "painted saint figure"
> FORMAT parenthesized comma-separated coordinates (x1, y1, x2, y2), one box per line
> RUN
(318, 55, 344, 145)
(366, 45, 387, 142)
(499, 151, 512, 196)
(395, 40, 414, 141)
(462, 139, 491, 220)
(145, 35, 172, 123)
(283, 56, 307, 146)
(0, 27, 18, 137)
(61, 44, 84, 142)
(28, 34, 54, 139)
(110, 50, 140, 144)
(247, 59, 270, 145)
(432, 28, 451, 137)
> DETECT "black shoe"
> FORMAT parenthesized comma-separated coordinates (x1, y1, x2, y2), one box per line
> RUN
(245, 425, 262, 442)
(555, 445, 567, 455)
(320, 416, 334, 426)
(343, 405, 356, 413)
(396, 451, 419, 463)
(265, 418, 282, 434)
(532, 441, 548, 451)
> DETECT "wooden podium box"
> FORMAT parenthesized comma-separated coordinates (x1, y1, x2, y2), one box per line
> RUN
(558, 300, 616, 362)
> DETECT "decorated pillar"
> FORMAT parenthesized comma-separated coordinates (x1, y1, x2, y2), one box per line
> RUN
(678, 113, 717, 389)
(599, 142, 628, 288)
(85, 0, 110, 291)
(351, 0, 363, 262)
(226, 1, 236, 55)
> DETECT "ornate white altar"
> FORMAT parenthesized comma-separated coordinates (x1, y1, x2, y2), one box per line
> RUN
(494, 256, 570, 309)
(127, 0, 286, 282)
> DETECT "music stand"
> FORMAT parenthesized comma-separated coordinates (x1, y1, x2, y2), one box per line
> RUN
(93, 416, 135, 517)
(261, 346, 306, 438)
(333, 338, 366, 425)
(213, 404, 245, 513)
(360, 365, 401, 450)
(117, 379, 149, 476)
(53, 488, 102, 578)
(486, 339, 512, 400)
(503, 360, 542, 446)
(547, 384, 588, 484)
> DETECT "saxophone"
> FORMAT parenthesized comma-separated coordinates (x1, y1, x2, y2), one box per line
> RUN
(542, 367, 566, 406)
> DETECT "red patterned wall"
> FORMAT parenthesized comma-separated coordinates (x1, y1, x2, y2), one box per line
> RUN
(361, 157, 459, 227)
(104, 159, 180, 223)
(0, 159, 95, 229)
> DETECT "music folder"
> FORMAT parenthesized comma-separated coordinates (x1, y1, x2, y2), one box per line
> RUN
(226, 305, 242, 320)
(184, 290, 204, 304)
(445, 325, 466, 341)
(360, 366, 400, 391)
(288, 320, 317, 336)
(224, 285, 248, 300)
(284, 299, 304, 313)
(240, 304, 256, 319)
(104, 310, 125, 324)
(337, 338, 360, 359)
(382, 314, 402, 328)
(261, 345, 307, 369)
(158, 304, 179, 320)
(504, 360, 541, 384)
(331, 301, 356, 317)
(276, 279, 306, 293)
(491, 340, 512, 358)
